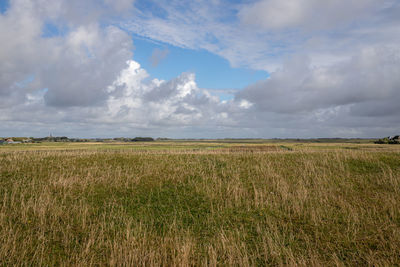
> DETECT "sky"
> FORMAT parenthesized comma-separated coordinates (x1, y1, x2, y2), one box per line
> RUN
(1, 0, 400, 138)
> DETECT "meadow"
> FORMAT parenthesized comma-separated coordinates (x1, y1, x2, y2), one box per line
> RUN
(0, 141, 399, 266)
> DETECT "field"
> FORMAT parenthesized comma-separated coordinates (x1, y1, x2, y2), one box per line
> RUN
(1, 141, 400, 266)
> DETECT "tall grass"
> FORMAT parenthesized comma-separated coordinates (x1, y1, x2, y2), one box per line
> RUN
(0, 147, 399, 265)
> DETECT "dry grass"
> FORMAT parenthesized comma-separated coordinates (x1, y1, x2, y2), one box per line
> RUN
(0, 143, 400, 266)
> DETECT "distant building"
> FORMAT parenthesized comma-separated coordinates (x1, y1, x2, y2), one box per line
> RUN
(389, 135, 400, 141)
(4, 138, 21, 144)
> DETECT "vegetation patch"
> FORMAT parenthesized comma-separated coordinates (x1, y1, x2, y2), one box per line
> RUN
(346, 158, 383, 174)
(0, 142, 399, 265)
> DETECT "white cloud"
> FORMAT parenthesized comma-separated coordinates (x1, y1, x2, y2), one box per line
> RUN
(42, 24, 133, 107)
(237, 47, 400, 114)
(230, 46, 400, 137)
(238, 0, 377, 31)
(0, 0, 43, 101)
(106, 60, 227, 127)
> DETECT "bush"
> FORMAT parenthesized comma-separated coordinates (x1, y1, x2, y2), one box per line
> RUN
(131, 137, 154, 142)
(375, 137, 399, 144)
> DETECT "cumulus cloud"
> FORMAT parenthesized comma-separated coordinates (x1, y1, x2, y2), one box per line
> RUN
(43, 25, 133, 107)
(231, 47, 400, 137)
(0, 0, 134, 104)
(237, 47, 400, 115)
(0, 58, 237, 137)
(106, 60, 228, 127)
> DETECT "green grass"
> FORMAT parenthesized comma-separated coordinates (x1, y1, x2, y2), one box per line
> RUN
(0, 143, 399, 265)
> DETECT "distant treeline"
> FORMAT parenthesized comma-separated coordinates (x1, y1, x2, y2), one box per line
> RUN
(2, 136, 395, 144)
(1, 136, 156, 143)
(113, 137, 155, 142)
(374, 136, 400, 144)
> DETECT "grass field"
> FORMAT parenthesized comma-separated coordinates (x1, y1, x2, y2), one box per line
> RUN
(1, 141, 400, 265)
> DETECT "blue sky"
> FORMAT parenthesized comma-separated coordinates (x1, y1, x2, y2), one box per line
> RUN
(1, 0, 400, 138)
(132, 36, 268, 93)
(0, 0, 8, 13)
